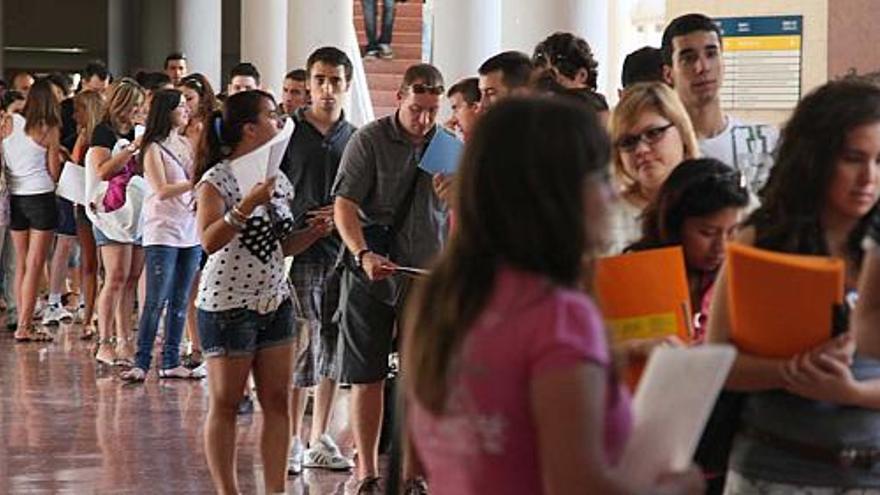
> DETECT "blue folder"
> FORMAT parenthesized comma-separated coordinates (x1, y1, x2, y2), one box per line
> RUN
(419, 128, 464, 175)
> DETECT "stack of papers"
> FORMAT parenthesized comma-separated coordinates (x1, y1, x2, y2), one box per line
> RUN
(228, 118, 295, 194)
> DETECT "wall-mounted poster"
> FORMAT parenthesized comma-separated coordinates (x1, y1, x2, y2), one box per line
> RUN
(716, 15, 803, 110)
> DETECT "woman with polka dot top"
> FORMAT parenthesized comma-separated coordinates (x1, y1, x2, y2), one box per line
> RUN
(192, 90, 333, 495)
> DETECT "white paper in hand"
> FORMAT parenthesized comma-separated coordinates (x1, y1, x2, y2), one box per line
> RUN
(617, 345, 736, 487)
(56, 161, 86, 204)
(228, 118, 295, 195)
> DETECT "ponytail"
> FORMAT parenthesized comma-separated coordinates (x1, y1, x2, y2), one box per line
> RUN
(193, 89, 274, 185)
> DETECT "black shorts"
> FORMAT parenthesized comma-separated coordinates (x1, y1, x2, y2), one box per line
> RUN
(10, 192, 59, 232)
(336, 268, 398, 384)
(55, 197, 77, 236)
(75, 204, 91, 228)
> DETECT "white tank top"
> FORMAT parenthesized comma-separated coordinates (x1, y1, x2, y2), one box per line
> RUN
(2, 114, 55, 195)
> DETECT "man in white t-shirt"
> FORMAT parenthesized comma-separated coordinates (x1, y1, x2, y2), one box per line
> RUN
(662, 13, 778, 195)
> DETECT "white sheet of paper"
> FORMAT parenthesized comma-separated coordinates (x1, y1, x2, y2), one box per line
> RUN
(617, 345, 736, 487)
(56, 161, 86, 204)
(395, 266, 430, 277)
(228, 118, 295, 194)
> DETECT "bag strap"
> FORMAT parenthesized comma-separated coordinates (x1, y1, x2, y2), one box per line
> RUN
(390, 166, 424, 233)
(155, 141, 190, 180)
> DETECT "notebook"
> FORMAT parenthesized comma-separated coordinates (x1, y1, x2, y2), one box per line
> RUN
(726, 242, 844, 358)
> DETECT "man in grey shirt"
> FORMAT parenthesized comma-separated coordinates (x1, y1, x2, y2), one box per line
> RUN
(332, 63, 451, 492)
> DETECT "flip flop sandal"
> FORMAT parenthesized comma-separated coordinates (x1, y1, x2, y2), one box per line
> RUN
(31, 329, 54, 342)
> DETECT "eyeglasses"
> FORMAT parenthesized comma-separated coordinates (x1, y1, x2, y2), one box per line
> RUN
(616, 123, 675, 152)
(408, 83, 444, 95)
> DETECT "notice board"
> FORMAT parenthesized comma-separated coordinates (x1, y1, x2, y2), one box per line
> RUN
(716, 16, 803, 110)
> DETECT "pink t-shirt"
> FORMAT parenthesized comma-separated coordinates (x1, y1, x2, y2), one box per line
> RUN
(408, 267, 632, 495)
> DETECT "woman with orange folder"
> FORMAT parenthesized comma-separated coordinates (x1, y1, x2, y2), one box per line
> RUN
(707, 79, 880, 492)
(628, 158, 749, 343)
(404, 98, 703, 494)
(607, 82, 700, 254)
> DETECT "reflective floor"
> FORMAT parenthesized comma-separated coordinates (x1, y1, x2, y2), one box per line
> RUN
(0, 318, 367, 494)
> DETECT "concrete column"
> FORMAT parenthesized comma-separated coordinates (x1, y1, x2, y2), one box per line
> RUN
(241, 0, 288, 98)
(287, 0, 374, 126)
(108, 0, 136, 77)
(432, 0, 502, 88)
(501, 0, 610, 96)
(175, 0, 222, 88)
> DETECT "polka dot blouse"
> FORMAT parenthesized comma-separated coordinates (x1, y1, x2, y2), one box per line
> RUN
(195, 162, 296, 314)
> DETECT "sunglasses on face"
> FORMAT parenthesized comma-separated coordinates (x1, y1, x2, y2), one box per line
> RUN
(408, 83, 445, 95)
(616, 123, 675, 152)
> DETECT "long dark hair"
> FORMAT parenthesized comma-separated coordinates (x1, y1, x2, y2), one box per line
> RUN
(179, 73, 218, 121)
(748, 78, 880, 267)
(139, 88, 183, 171)
(404, 97, 611, 413)
(22, 77, 61, 134)
(194, 89, 274, 184)
(629, 158, 749, 252)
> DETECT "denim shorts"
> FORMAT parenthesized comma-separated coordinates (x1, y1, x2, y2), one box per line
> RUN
(93, 225, 142, 247)
(197, 299, 295, 358)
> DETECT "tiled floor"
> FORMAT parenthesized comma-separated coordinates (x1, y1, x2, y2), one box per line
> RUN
(0, 318, 370, 494)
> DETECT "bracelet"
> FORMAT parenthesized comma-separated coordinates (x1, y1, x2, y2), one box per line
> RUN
(223, 211, 245, 231)
(354, 248, 371, 267)
(232, 204, 250, 222)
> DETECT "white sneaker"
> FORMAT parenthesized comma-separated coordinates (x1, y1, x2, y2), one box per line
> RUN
(287, 437, 304, 476)
(303, 434, 354, 470)
(42, 303, 73, 326)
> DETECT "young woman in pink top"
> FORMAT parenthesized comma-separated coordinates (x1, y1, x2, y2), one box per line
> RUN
(121, 89, 201, 382)
(403, 97, 704, 494)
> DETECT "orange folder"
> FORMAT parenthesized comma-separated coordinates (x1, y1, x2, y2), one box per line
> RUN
(595, 246, 693, 344)
(726, 242, 844, 358)
(595, 246, 692, 391)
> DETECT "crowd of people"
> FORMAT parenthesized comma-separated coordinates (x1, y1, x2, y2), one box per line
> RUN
(2, 10, 880, 495)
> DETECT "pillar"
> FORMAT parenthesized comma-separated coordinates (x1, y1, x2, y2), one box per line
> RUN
(175, 0, 222, 88)
(287, 0, 374, 126)
(501, 0, 610, 97)
(432, 0, 502, 89)
(241, 0, 288, 97)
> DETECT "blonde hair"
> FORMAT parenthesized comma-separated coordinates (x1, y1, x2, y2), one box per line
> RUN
(103, 78, 144, 132)
(610, 82, 699, 196)
(74, 90, 105, 148)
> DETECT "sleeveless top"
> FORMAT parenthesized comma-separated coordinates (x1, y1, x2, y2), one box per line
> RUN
(2, 114, 54, 194)
(142, 134, 198, 247)
(195, 162, 296, 314)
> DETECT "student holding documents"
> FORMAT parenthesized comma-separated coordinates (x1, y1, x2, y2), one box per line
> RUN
(192, 90, 329, 495)
(3, 78, 64, 342)
(333, 63, 452, 493)
(404, 98, 702, 495)
(120, 89, 201, 382)
(88, 79, 145, 367)
(628, 158, 749, 341)
(608, 82, 700, 254)
(707, 79, 880, 492)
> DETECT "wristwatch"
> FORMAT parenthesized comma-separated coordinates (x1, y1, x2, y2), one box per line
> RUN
(355, 248, 371, 267)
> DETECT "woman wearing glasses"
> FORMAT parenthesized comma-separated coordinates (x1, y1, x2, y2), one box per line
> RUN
(608, 82, 700, 254)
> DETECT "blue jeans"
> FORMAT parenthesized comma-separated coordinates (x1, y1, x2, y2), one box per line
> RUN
(134, 245, 202, 371)
(362, 0, 395, 50)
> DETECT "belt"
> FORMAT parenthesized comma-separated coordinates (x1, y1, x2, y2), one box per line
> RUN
(743, 426, 880, 469)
